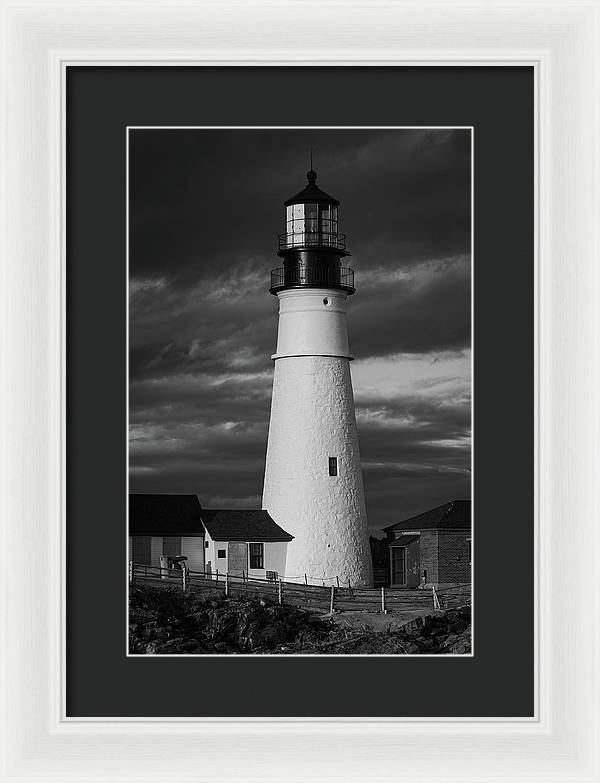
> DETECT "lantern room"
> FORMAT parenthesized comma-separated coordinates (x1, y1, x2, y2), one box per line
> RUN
(278, 169, 346, 253)
(271, 169, 355, 295)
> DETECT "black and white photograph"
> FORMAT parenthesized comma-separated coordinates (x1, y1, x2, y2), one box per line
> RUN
(127, 128, 472, 655)
(8, 0, 597, 767)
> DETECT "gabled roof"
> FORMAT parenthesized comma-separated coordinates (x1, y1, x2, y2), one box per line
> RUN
(383, 500, 471, 533)
(200, 509, 293, 542)
(129, 496, 294, 542)
(129, 494, 205, 536)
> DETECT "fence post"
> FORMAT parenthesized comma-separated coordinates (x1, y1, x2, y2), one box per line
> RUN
(278, 579, 283, 605)
(381, 586, 386, 613)
(304, 573, 308, 600)
(129, 561, 133, 584)
(330, 585, 335, 614)
(432, 585, 440, 610)
(182, 567, 187, 592)
(336, 576, 340, 588)
(216, 569, 219, 584)
(225, 572, 229, 597)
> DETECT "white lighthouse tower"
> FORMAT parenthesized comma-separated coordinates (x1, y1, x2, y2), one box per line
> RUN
(262, 168, 373, 587)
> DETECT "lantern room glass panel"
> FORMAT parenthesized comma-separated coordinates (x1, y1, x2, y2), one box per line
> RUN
(286, 204, 305, 248)
(305, 203, 319, 244)
(320, 204, 338, 247)
(284, 202, 340, 249)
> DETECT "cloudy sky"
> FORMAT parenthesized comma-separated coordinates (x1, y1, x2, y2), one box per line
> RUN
(129, 128, 471, 533)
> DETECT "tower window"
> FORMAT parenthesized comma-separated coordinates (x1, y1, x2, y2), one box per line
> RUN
(328, 457, 338, 476)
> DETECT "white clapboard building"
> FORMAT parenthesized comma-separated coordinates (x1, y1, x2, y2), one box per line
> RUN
(201, 509, 293, 580)
(128, 494, 293, 580)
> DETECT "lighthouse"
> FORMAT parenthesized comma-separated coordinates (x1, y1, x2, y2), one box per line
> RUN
(262, 168, 373, 587)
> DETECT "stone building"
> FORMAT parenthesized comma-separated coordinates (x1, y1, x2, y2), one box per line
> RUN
(383, 500, 471, 588)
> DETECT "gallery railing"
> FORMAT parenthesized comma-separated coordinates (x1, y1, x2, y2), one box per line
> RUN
(278, 230, 347, 251)
(270, 265, 355, 292)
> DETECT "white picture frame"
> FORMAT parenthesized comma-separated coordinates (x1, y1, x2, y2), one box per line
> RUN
(2, 1, 599, 780)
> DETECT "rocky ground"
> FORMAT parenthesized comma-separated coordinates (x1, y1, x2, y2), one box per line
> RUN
(129, 584, 471, 655)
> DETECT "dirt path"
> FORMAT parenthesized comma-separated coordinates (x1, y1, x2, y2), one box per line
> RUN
(326, 607, 443, 634)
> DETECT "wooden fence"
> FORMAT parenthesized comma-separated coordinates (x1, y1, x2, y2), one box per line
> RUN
(129, 563, 470, 613)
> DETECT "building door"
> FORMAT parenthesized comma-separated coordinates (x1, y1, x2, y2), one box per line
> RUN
(227, 541, 247, 576)
(162, 536, 181, 559)
(406, 540, 420, 587)
(391, 547, 406, 586)
(132, 536, 151, 565)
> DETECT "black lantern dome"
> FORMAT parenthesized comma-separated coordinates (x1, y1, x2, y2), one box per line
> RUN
(270, 169, 355, 295)
(283, 169, 339, 208)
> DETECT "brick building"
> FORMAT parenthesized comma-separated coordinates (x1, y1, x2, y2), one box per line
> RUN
(383, 500, 471, 588)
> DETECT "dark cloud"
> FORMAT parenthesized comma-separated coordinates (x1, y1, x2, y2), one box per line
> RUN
(129, 129, 471, 531)
(349, 255, 470, 357)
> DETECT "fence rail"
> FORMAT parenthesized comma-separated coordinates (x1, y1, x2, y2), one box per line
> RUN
(129, 563, 470, 613)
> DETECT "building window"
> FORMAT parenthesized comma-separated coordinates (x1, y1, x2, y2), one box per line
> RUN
(249, 542, 264, 569)
(217, 549, 226, 559)
(328, 456, 338, 476)
(205, 540, 209, 548)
